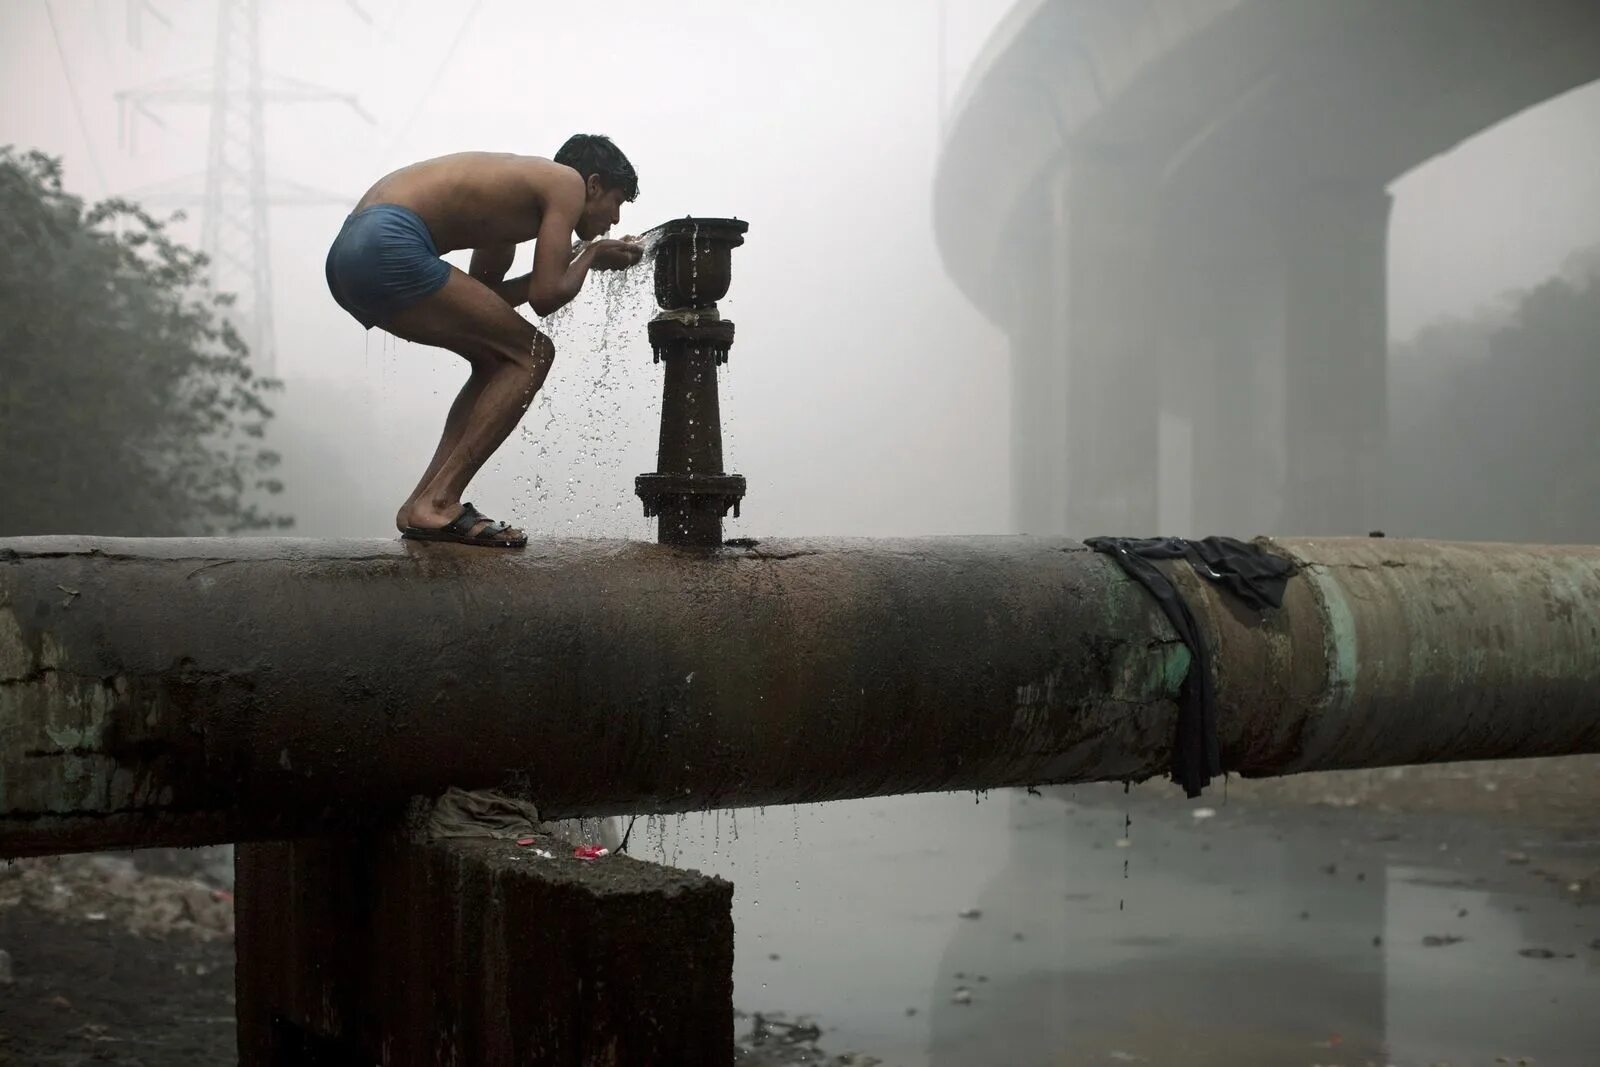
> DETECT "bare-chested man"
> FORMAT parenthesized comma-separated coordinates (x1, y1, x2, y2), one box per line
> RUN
(325, 134, 644, 547)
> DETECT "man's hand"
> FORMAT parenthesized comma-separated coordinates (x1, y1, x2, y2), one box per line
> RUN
(590, 238, 644, 272)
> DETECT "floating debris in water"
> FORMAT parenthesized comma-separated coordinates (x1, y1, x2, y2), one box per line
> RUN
(1422, 934, 1465, 947)
(1518, 947, 1567, 959)
(733, 1010, 878, 1066)
(957, 908, 982, 920)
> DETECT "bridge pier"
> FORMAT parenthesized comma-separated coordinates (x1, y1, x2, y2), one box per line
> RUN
(1041, 168, 1392, 539)
(934, 0, 1600, 541)
(1157, 180, 1391, 538)
(1063, 155, 1163, 534)
(1172, 194, 1287, 539)
(1280, 182, 1392, 534)
(1009, 185, 1068, 534)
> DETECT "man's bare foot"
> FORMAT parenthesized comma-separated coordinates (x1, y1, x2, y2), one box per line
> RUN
(397, 502, 526, 548)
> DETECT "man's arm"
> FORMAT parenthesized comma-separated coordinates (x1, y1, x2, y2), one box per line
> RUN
(469, 244, 516, 285)
(526, 173, 599, 318)
(468, 244, 533, 308)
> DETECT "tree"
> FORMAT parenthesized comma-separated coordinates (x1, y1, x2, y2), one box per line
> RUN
(1387, 245, 1600, 544)
(0, 148, 287, 536)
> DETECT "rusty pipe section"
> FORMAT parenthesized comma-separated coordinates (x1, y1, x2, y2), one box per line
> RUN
(1191, 537, 1600, 774)
(2, 535, 1599, 857)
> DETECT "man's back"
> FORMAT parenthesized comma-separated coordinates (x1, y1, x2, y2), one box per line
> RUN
(354, 152, 578, 253)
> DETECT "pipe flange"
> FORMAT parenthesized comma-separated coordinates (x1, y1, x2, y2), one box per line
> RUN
(647, 319, 736, 365)
(635, 473, 747, 519)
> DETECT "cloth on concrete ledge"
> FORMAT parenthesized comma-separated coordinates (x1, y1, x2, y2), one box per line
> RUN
(421, 787, 625, 852)
(423, 786, 542, 840)
(1084, 536, 1297, 798)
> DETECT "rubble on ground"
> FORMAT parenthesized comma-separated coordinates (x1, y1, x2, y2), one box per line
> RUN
(0, 853, 234, 942)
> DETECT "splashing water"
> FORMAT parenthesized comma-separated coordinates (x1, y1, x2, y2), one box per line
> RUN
(512, 253, 656, 538)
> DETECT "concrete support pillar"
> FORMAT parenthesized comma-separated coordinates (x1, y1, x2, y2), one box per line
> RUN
(235, 831, 734, 1066)
(1064, 156, 1163, 534)
(1280, 183, 1392, 534)
(1006, 174, 1069, 535)
(1170, 197, 1288, 537)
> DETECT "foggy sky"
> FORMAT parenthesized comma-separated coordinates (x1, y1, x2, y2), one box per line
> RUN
(4, 0, 1599, 539)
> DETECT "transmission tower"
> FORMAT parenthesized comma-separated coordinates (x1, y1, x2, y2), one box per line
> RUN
(125, 1, 171, 50)
(115, 0, 372, 375)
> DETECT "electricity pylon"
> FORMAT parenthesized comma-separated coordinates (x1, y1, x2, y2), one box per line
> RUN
(115, 0, 372, 375)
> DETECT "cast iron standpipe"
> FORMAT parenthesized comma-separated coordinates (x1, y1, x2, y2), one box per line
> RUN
(635, 217, 749, 546)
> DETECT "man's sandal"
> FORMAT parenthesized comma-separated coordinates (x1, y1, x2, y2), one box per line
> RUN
(401, 502, 527, 548)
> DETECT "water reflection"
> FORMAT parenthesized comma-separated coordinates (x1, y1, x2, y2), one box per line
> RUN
(660, 786, 1600, 1065)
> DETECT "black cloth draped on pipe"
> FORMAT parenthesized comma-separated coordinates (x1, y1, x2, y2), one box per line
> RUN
(1084, 536, 1297, 798)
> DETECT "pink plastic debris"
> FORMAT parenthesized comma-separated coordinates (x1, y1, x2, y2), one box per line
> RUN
(516, 837, 536, 847)
(573, 845, 610, 861)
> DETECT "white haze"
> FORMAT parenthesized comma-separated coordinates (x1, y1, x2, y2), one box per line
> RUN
(3, 0, 1599, 538)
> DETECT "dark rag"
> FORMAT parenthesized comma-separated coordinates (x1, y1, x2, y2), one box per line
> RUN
(1083, 536, 1297, 798)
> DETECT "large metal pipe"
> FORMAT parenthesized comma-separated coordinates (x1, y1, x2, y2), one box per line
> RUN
(3, 535, 1598, 857)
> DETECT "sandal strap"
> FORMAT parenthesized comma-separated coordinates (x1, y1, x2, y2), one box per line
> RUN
(444, 507, 483, 536)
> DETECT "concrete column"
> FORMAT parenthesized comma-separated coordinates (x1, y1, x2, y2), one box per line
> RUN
(235, 830, 734, 1066)
(1064, 155, 1163, 534)
(1007, 173, 1069, 535)
(1280, 183, 1392, 534)
(1169, 195, 1289, 537)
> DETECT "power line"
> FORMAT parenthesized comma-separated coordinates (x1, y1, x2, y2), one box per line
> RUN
(385, 0, 412, 35)
(937, 0, 948, 135)
(44, 0, 109, 194)
(380, 0, 485, 164)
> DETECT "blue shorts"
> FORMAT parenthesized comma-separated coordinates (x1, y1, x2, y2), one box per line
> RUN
(324, 204, 452, 329)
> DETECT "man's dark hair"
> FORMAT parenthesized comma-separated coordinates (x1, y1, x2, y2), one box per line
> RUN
(554, 134, 639, 202)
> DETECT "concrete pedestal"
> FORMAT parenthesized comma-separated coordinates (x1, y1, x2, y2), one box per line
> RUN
(235, 831, 734, 1066)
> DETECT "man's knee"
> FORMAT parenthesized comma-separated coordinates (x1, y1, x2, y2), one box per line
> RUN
(526, 330, 555, 368)
(478, 329, 553, 375)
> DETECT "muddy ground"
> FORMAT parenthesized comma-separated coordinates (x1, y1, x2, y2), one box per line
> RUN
(0, 853, 235, 1066)
(2, 755, 1596, 1066)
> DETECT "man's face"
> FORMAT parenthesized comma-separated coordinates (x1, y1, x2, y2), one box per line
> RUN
(577, 180, 628, 240)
